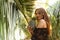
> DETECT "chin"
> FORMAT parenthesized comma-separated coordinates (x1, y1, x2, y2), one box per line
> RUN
(37, 18, 41, 20)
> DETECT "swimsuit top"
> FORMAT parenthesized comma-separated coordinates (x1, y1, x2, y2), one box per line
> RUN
(33, 27, 48, 35)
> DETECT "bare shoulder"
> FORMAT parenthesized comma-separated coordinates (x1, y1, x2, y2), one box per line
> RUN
(38, 19, 47, 28)
(40, 19, 46, 23)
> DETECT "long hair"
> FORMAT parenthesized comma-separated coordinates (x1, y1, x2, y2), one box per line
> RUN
(35, 8, 50, 35)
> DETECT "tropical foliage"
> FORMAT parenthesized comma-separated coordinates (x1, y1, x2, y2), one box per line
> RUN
(0, 0, 60, 40)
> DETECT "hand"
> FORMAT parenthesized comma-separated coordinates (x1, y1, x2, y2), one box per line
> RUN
(27, 26, 34, 35)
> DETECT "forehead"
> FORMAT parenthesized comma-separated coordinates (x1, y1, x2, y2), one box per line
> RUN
(36, 10, 40, 13)
(35, 9, 42, 14)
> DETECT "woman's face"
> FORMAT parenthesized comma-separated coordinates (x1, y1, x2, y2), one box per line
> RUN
(35, 10, 43, 20)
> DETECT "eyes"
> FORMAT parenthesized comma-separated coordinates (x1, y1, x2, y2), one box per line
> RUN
(35, 13, 41, 15)
(35, 11, 43, 15)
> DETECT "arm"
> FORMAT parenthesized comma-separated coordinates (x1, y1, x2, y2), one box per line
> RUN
(27, 26, 33, 35)
(27, 19, 35, 35)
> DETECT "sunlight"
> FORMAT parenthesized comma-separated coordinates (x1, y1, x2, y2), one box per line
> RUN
(34, 0, 58, 9)
(32, 0, 58, 17)
(48, 0, 58, 5)
(15, 27, 20, 40)
(34, 0, 46, 9)
(15, 27, 26, 40)
(20, 30, 26, 39)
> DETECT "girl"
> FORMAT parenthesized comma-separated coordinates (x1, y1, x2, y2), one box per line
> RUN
(27, 8, 51, 40)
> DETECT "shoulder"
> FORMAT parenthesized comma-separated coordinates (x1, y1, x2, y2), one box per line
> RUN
(38, 19, 47, 28)
(39, 19, 47, 26)
(40, 19, 46, 23)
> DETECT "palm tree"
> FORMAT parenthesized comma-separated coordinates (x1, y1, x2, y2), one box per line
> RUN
(0, 0, 60, 40)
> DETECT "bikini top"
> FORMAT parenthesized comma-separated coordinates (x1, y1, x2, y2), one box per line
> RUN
(34, 28, 48, 35)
